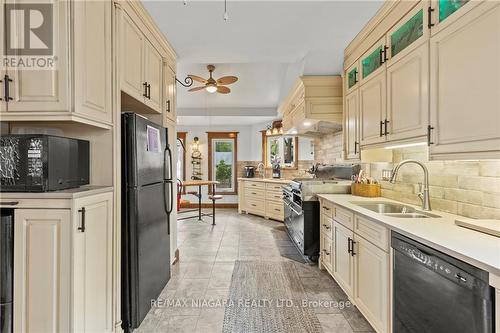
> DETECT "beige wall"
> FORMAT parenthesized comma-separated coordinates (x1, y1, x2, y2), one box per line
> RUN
(314, 132, 500, 219)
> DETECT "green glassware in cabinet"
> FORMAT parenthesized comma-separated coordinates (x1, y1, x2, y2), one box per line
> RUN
(348, 67, 358, 89)
(362, 45, 383, 79)
(439, 0, 469, 22)
(391, 9, 423, 57)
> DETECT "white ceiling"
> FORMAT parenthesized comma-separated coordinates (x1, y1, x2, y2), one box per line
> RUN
(143, 0, 382, 124)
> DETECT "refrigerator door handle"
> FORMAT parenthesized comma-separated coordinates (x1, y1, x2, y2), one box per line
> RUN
(164, 144, 173, 181)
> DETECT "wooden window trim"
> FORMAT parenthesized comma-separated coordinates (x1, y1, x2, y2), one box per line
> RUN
(261, 131, 299, 170)
(177, 132, 187, 194)
(207, 132, 238, 195)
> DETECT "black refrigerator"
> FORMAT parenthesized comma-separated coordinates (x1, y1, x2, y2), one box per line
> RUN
(121, 113, 173, 332)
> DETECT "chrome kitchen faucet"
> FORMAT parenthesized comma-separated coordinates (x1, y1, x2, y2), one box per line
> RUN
(389, 159, 432, 211)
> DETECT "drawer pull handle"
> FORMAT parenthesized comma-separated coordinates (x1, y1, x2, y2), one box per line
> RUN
(274, 208, 281, 212)
(0, 201, 19, 206)
(322, 206, 330, 211)
(323, 249, 330, 256)
(322, 224, 330, 230)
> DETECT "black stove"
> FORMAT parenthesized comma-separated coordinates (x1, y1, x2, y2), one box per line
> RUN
(282, 164, 359, 260)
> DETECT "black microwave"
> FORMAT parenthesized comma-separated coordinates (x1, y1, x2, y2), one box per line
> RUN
(0, 135, 89, 192)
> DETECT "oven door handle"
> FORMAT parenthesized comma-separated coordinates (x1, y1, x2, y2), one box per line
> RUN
(288, 203, 303, 216)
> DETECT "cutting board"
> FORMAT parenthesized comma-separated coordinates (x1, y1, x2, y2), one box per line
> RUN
(455, 219, 500, 238)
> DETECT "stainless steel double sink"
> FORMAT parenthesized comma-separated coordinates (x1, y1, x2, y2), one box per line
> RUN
(351, 201, 441, 219)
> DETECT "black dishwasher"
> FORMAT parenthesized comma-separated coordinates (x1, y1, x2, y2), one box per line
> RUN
(392, 232, 495, 333)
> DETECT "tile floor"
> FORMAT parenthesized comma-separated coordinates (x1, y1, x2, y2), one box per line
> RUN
(137, 209, 374, 333)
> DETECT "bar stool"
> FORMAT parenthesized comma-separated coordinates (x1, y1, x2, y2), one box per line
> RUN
(207, 183, 222, 225)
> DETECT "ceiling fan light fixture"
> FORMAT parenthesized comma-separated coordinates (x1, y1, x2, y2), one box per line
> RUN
(206, 85, 217, 93)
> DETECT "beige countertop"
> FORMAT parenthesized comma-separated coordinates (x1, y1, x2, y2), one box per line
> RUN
(238, 177, 292, 184)
(0, 185, 113, 200)
(317, 194, 500, 284)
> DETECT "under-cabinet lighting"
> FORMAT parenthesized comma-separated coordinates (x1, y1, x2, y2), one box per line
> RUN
(303, 121, 312, 127)
(384, 141, 427, 150)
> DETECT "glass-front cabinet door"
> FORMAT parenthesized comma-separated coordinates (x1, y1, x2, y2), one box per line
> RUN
(360, 38, 386, 84)
(345, 62, 359, 93)
(387, 2, 428, 64)
(439, 0, 470, 22)
(430, 0, 480, 36)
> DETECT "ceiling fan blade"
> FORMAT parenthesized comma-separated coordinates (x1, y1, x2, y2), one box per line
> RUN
(217, 86, 231, 94)
(188, 75, 208, 83)
(188, 86, 206, 92)
(216, 76, 238, 85)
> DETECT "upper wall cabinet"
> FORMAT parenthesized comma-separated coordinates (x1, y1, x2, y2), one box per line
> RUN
(279, 76, 343, 136)
(117, 1, 177, 121)
(346, 63, 359, 94)
(344, 90, 360, 160)
(360, 38, 385, 84)
(345, 0, 500, 159)
(163, 62, 177, 124)
(429, 0, 481, 36)
(119, 8, 163, 114)
(429, 2, 500, 160)
(0, 0, 112, 129)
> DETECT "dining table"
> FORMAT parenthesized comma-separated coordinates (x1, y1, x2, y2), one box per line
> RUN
(178, 180, 219, 222)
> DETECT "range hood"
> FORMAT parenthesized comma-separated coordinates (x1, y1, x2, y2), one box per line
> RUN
(287, 120, 343, 137)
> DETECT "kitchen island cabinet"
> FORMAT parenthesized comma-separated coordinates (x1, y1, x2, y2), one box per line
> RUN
(238, 178, 290, 222)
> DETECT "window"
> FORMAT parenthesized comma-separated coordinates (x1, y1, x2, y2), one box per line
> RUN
(208, 132, 238, 194)
(176, 132, 186, 184)
(262, 132, 298, 168)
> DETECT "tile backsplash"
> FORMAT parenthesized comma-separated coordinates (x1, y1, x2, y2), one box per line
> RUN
(314, 132, 500, 219)
(370, 146, 500, 219)
(237, 161, 312, 180)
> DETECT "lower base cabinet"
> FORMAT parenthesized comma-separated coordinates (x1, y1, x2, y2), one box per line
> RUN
(320, 200, 390, 333)
(333, 221, 355, 297)
(353, 234, 389, 333)
(12, 190, 113, 333)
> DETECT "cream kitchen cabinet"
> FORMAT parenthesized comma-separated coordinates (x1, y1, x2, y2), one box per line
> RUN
(163, 63, 177, 123)
(319, 200, 334, 273)
(319, 199, 390, 333)
(120, 9, 145, 102)
(353, 234, 389, 333)
(1, 0, 112, 128)
(119, 6, 163, 114)
(359, 70, 386, 146)
(72, 192, 113, 333)
(429, 1, 500, 160)
(333, 221, 355, 297)
(429, 0, 482, 37)
(143, 39, 163, 112)
(8, 188, 114, 333)
(386, 42, 429, 142)
(344, 90, 360, 160)
(13, 208, 71, 333)
(345, 62, 360, 94)
(238, 179, 288, 221)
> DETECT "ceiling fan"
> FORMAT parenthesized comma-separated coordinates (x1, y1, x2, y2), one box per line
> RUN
(187, 65, 238, 94)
